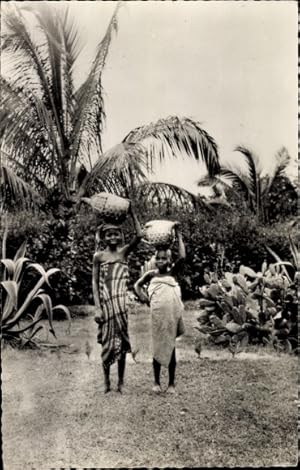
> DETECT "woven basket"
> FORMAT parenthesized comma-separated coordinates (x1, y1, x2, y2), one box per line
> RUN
(81, 193, 130, 222)
(142, 220, 176, 246)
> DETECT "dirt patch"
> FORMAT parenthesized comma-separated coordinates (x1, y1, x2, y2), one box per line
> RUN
(2, 307, 298, 469)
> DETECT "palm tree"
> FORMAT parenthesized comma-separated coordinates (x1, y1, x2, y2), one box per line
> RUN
(197, 145, 296, 223)
(1, 3, 220, 214)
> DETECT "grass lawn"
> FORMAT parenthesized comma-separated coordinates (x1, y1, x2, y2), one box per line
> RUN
(2, 304, 298, 468)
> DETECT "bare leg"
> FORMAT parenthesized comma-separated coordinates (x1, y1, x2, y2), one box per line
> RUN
(103, 365, 111, 393)
(152, 358, 161, 392)
(167, 349, 176, 393)
(117, 354, 126, 393)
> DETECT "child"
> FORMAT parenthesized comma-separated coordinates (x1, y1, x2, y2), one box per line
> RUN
(134, 224, 186, 394)
(92, 205, 142, 393)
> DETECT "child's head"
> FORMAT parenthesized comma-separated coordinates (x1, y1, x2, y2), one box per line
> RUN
(155, 248, 172, 272)
(101, 224, 123, 248)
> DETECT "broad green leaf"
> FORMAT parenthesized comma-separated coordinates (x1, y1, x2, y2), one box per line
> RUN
(206, 284, 222, 300)
(265, 246, 292, 283)
(28, 263, 47, 278)
(1, 280, 18, 309)
(53, 304, 71, 321)
(33, 304, 45, 321)
(14, 257, 30, 282)
(45, 268, 60, 286)
(224, 272, 234, 283)
(3, 275, 47, 329)
(273, 261, 294, 268)
(231, 306, 245, 325)
(13, 241, 27, 262)
(36, 293, 55, 335)
(261, 261, 268, 275)
(6, 317, 43, 335)
(199, 299, 216, 308)
(226, 321, 243, 334)
(1, 259, 15, 278)
(239, 265, 257, 279)
(210, 314, 225, 329)
(53, 304, 72, 334)
(26, 324, 45, 341)
(235, 274, 249, 293)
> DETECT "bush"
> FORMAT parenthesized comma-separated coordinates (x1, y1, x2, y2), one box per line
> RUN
(195, 262, 298, 354)
(1, 204, 297, 305)
(1, 239, 71, 348)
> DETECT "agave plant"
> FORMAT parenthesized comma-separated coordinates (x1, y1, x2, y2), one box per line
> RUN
(196, 260, 297, 354)
(1, 240, 71, 348)
(1, 2, 220, 214)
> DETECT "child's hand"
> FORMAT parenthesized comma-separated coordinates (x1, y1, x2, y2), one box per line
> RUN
(174, 221, 181, 234)
(94, 309, 103, 324)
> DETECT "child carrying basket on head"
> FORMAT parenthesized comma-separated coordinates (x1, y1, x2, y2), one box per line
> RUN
(92, 203, 142, 394)
(134, 223, 186, 394)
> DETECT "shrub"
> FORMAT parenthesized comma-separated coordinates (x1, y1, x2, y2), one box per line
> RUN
(1, 204, 296, 305)
(1, 240, 71, 348)
(195, 261, 298, 354)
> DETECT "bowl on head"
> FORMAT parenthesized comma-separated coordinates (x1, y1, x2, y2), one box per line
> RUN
(142, 220, 177, 246)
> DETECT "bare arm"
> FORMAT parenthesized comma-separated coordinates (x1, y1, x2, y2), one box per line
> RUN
(121, 204, 143, 257)
(92, 252, 102, 321)
(171, 225, 186, 275)
(95, 226, 102, 251)
(176, 226, 186, 260)
(134, 270, 155, 305)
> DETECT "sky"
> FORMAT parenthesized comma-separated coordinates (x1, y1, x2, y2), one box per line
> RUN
(6, 1, 299, 194)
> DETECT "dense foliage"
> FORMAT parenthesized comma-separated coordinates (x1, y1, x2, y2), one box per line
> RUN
(195, 261, 298, 354)
(1, 203, 297, 307)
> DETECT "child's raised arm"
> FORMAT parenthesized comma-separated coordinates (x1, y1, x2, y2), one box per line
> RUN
(176, 224, 186, 260)
(121, 204, 143, 257)
(171, 224, 186, 274)
(95, 226, 102, 251)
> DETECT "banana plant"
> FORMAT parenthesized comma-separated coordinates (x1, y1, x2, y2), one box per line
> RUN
(1, 240, 71, 347)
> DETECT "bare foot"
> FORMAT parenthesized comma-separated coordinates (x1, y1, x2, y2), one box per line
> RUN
(166, 385, 176, 394)
(117, 383, 123, 394)
(152, 384, 161, 394)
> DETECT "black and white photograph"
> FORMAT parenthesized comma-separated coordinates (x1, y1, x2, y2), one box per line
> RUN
(0, 0, 298, 468)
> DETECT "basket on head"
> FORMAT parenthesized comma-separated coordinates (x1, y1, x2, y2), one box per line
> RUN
(142, 220, 177, 247)
(81, 192, 130, 223)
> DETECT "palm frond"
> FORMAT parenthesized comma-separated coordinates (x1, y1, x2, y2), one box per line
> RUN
(136, 181, 202, 210)
(1, 78, 61, 185)
(0, 164, 43, 210)
(78, 142, 148, 198)
(2, 5, 66, 163)
(70, 3, 121, 168)
(123, 116, 220, 176)
(234, 146, 259, 195)
(198, 167, 251, 196)
(262, 147, 291, 197)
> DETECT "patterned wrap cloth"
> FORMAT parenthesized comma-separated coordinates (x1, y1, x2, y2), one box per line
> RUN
(98, 261, 131, 368)
(148, 275, 185, 368)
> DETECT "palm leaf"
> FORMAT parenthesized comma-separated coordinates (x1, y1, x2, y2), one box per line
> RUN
(135, 181, 206, 210)
(0, 164, 42, 210)
(123, 116, 220, 176)
(262, 147, 291, 197)
(70, 3, 121, 170)
(234, 146, 259, 196)
(78, 142, 148, 197)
